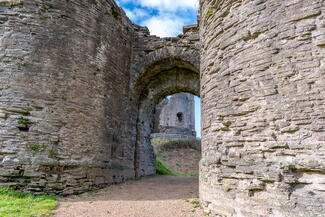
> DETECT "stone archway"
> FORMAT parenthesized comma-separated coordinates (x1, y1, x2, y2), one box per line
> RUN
(0, 2, 200, 193)
(130, 46, 200, 92)
(133, 60, 200, 177)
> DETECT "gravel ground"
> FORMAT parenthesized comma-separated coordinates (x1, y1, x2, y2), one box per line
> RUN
(54, 175, 205, 217)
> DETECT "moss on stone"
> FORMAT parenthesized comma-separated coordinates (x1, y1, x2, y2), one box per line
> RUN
(27, 144, 45, 152)
(204, 8, 215, 23)
(49, 151, 58, 158)
(59, 95, 67, 100)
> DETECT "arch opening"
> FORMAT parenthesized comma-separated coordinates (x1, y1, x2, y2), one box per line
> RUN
(151, 92, 201, 176)
(153, 92, 200, 139)
(133, 58, 200, 177)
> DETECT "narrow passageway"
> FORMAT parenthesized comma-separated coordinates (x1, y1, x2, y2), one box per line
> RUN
(54, 175, 205, 217)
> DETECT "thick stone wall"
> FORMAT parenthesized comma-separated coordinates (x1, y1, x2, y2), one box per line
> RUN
(0, 0, 136, 194)
(200, 0, 325, 216)
(0, 0, 200, 193)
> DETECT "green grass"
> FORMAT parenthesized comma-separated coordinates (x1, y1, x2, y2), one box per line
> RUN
(17, 117, 31, 125)
(152, 138, 200, 178)
(155, 160, 198, 178)
(0, 188, 57, 217)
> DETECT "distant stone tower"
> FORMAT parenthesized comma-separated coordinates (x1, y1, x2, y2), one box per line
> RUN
(152, 93, 196, 139)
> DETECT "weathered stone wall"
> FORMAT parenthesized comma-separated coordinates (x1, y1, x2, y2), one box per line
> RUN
(0, 0, 200, 193)
(200, 0, 325, 216)
(0, 0, 137, 194)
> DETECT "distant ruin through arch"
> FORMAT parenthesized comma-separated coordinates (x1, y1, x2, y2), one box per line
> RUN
(133, 57, 200, 177)
(152, 91, 200, 140)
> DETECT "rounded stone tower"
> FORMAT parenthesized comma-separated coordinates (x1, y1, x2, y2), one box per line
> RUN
(200, 0, 325, 216)
(152, 93, 196, 139)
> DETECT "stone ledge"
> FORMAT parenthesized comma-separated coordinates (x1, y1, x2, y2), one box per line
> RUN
(183, 24, 198, 34)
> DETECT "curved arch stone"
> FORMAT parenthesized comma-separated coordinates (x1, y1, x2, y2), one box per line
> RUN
(134, 68, 200, 176)
(130, 44, 200, 93)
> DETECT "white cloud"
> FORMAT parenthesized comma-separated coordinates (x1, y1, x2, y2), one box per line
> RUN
(125, 8, 150, 22)
(116, 0, 133, 4)
(141, 14, 186, 37)
(116, 0, 199, 37)
(139, 0, 198, 11)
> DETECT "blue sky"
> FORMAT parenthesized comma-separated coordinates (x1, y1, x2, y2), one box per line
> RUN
(194, 96, 201, 138)
(116, 0, 199, 37)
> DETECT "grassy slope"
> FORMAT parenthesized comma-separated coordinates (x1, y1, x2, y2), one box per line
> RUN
(0, 188, 57, 217)
(155, 159, 198, 178)
(152, 138, 200, 178)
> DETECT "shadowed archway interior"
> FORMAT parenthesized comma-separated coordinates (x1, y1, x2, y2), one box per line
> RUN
(134, 59, 200, 177)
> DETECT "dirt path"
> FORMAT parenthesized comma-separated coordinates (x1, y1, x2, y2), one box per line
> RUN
(54, 175, 205, 217)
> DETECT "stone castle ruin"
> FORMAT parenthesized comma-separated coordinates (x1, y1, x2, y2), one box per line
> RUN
(0, 0, 324, 216)
(152, 93, 196, 139)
